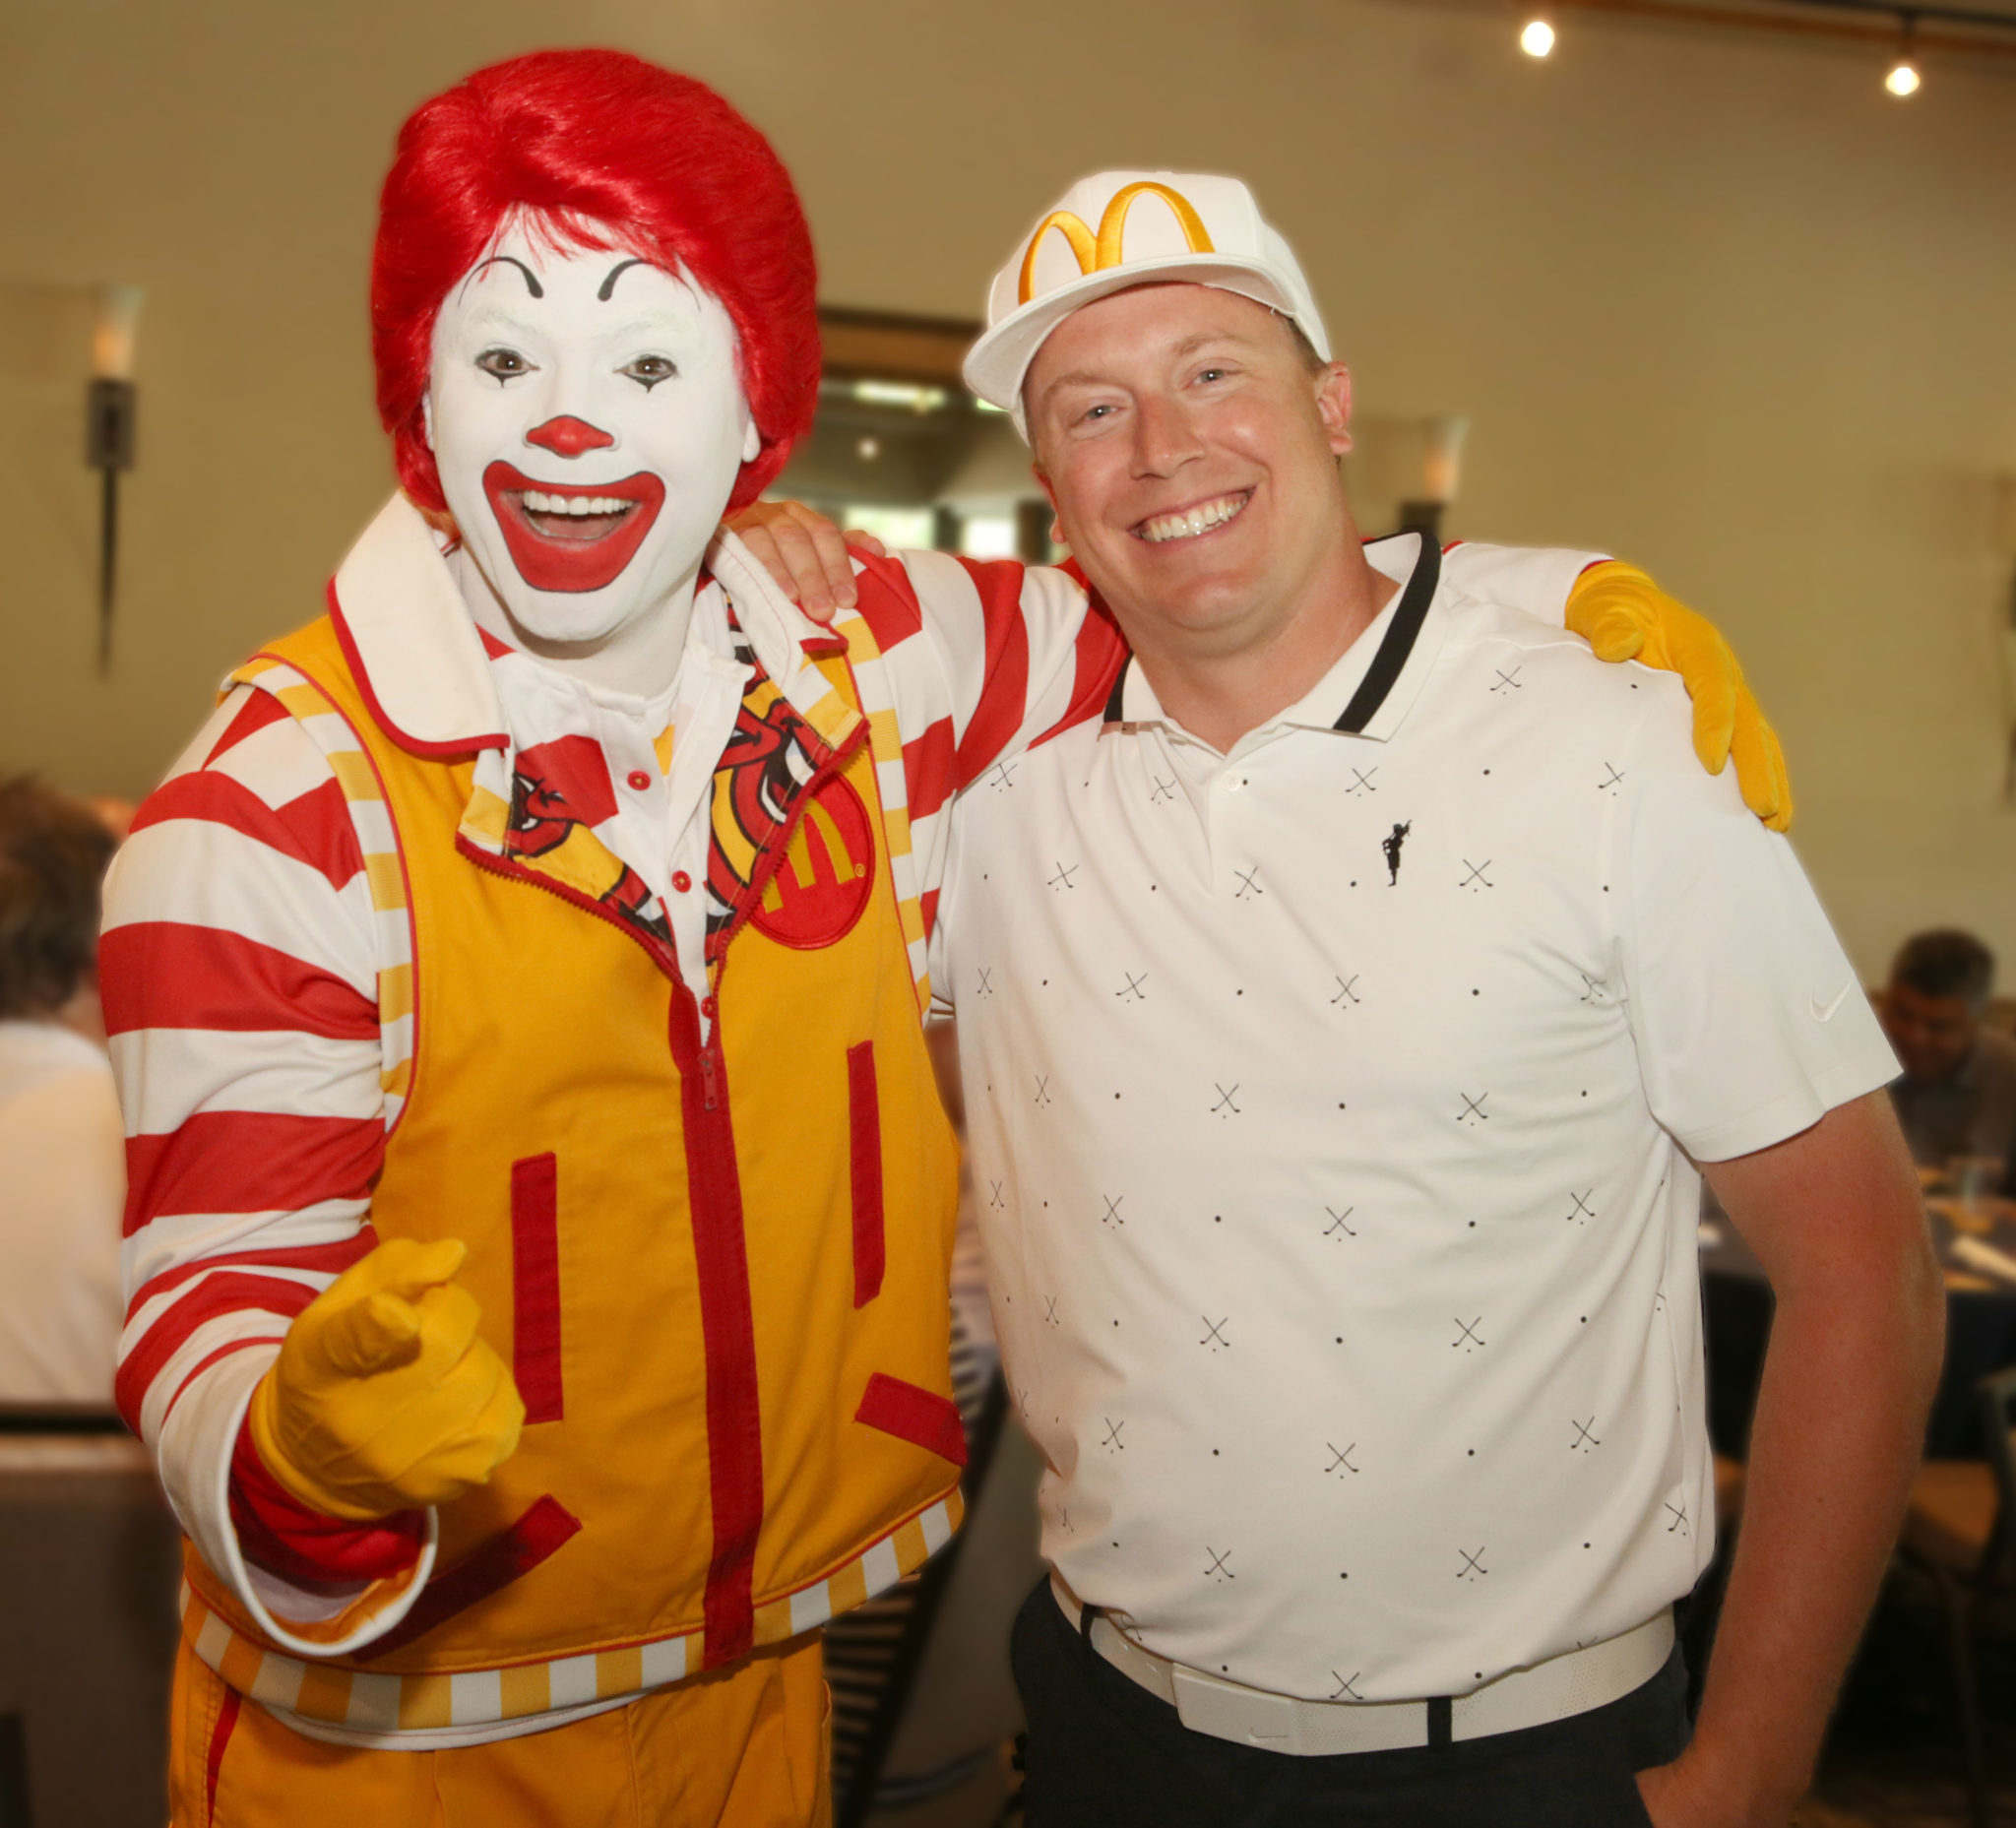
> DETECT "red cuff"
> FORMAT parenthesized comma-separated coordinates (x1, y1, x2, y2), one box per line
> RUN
(228, 1418, 424, 1587)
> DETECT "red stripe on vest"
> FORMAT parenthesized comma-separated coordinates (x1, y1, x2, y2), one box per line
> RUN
(848, 1042, 885, 1308)
(673, 993, 766, 1670)
(355, 1494, 583, 1661)
(510, 1154, 564, 1424)
(855, 1373, 967, 1468)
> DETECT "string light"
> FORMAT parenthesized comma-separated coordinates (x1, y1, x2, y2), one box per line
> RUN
(1885, 10, 1921, 95)
(1501, 2, 2011, 103)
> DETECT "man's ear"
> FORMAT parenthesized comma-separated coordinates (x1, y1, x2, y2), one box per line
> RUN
(1315, 361, 1354, 458)
(1032, 462, 1065, 548)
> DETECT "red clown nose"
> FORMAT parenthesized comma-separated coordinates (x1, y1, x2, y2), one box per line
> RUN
(526, 415, 616, 458)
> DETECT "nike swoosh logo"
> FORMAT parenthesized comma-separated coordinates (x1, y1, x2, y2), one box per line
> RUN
(1810, 984, 1852, 1023)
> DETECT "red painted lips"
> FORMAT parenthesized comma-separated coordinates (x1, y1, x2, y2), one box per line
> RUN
(482, 460, 666, 595)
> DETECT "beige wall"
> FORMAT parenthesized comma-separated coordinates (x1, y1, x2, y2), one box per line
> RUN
(4, 0, 2013, 976)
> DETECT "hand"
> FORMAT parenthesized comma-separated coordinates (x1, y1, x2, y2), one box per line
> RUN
(1634, 1755, 1792, 1827)
(1635, 1760, 1697, 1826)
(1564, 562, 1794, 833)
(247, 1237, 525, 1522)
(720, 499, 888, 624)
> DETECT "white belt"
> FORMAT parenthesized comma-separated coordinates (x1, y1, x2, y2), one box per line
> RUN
(1050, 1574, 1673, 1759)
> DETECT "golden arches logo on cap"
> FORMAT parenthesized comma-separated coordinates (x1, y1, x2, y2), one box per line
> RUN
(1016, 181, 1218, 306)
(966, 170, 1331, 436)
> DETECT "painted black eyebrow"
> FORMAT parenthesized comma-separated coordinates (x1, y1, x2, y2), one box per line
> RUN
(598, 258, 650, 301)
(465, 255, 543, 298)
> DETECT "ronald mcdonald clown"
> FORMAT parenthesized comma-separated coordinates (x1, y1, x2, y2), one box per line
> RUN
(101, 48, 1790, 1828)
(103, 51, 997, 1825)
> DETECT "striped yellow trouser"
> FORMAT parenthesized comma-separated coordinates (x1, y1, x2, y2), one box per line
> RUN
(169, 1631, 831, 1828)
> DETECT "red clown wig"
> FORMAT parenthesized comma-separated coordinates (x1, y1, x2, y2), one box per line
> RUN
(373, 49, 819, 516)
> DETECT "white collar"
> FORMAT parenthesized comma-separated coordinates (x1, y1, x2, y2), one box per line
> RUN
(326, 494, 850, 755)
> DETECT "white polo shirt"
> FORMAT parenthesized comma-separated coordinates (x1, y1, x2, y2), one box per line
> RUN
(930, 534, 1897, 1705)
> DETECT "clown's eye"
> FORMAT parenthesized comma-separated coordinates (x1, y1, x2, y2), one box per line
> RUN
(474, 347, 533, 384)
(620, 354, 677, 391)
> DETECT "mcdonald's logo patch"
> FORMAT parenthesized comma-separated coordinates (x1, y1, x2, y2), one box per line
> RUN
(1018, 181, 1217, 306)
(749, 775, 876, 951)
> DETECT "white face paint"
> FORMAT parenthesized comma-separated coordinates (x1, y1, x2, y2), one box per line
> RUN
(425, 218, 760, 675)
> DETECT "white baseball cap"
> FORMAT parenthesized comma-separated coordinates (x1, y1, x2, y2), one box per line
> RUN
(962, 170, 1331, 438)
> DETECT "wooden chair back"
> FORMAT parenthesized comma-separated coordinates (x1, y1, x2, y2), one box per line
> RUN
(1975, 1364, 2016, 1589)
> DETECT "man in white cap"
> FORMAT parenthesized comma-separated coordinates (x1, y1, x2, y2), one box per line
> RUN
(744, 172, 1937, 1826)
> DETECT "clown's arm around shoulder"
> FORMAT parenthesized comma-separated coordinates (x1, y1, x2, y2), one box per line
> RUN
(736, 501, 1792, 833)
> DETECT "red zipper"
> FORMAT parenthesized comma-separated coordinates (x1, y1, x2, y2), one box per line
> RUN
(460, 830, 759, 1662)
(456, 832, 731, 1088)
(456, 741, 861, 1669)
(456, 834, 684, 981)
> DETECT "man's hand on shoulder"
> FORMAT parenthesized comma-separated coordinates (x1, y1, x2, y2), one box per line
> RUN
(1566, 561, 1794, 833)
(720, 500, 888, 624)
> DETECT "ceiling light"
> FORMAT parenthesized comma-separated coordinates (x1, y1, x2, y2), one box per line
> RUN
(1885, 12, 1922, 96)
(1520, 18, 1555, 58)
(851, 379, 947, 411)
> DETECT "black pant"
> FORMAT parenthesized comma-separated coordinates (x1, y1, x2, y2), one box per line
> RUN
(1010, 1580, 1690, 1826)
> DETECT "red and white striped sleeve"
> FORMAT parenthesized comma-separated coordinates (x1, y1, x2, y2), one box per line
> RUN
(100, 680, 434, 1650)
(841, 550, 1125, 950)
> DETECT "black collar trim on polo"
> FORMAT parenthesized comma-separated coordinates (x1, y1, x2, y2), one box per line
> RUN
(1099, 534, 1441, 733)
(1334, 536, 1442, 734)
(1102, 656, 1132, 725)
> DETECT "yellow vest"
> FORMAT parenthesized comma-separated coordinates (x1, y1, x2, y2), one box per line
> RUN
(187, 610, 962, 1701)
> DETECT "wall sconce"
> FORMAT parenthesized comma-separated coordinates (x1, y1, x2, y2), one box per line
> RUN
(1396, 415, 1470, 543)
(85, 284, 142, 674)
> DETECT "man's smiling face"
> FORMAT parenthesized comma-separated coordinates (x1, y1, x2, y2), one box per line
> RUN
(425, 216, 759, 654)
(1024, 283, 1354, 662)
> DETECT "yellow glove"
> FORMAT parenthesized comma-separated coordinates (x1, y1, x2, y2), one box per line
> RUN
(1564, 562, 1794, 833)
(248, 1237, 525, 1523)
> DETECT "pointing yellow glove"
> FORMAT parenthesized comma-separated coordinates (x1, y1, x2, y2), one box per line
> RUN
(1564, 561, 1794, 833)
(248, 1237, 525, 1523)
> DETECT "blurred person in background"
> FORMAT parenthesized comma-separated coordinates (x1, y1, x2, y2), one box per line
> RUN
(0, 776, 124, 1404)
(1880, 928, 2016, 1184)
